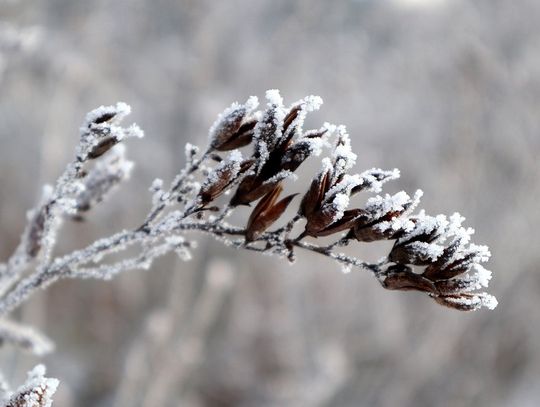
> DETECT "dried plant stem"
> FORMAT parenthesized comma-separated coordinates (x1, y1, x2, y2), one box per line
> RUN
(0, 91, 497, 405)
(0, 214, 387, 317)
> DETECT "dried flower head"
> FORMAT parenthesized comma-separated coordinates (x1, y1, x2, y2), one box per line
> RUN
(0, 90, 498, 405)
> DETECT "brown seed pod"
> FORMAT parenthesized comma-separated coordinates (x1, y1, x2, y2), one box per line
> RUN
(382, 265, 437, 293)
(245, 185, 297, 242)
(87, 137, 118, 159)
(199, 159, 254, 206)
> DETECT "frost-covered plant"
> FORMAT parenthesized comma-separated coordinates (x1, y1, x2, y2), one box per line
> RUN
(0, 91, 496, 403)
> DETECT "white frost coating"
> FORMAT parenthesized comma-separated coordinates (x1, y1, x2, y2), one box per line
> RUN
(150, 178, 164, 192)
(366, 191, 411, 219)
(304, 95, 323, 112)
(73, 145, 134, 213)
(341, 263, 352, 274)
(165, 235, 185, 246)
(359, 168, 401, 193)
(324, 174, 362, 203)
(331, 193, 350, 221)
(265, 89, 283, 106)
(376, 217, 415, 233)
(245, 96, 259, 111)
(208, 102, 240, 137)
(208, 96, 258, 142)
(227, 149, 243, 163)
(3, 364, 59, 407)
(332, 125, 357, 174)
(303, 137, 328, 157)
(397, 210, 448, 245)
(185, 142, 199, 159)
(123, 124, 144, 140)
(320, 157, 333, 173)
(480, 293, 498, 310)
(264, 170, 298, 185)
(83, 102, 131, 127)
(443, 292, 498, 311)
(472, 264, 492, 288)
(201, 150, 244, 192)
(403, 189, 423, 216)
(467, 244, 491, 262)
(406, 241, 444, 261)
(77, 102, 143, 161)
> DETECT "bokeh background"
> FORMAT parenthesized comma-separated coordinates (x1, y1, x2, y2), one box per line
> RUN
(1, 0, 540, 406)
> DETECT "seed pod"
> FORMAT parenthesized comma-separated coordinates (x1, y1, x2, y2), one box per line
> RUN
(311, 209, 367, 237)
(230, 169, 291, 207)
(87, 137, 119, 159)
(245, 185, 297, 242)
(215, 118, 257, 151)
(280, 140, 316, 172)
(300, 167, 331, 219)
(209, 97, 258, 151)
(199, 158, 254, 206)
(433, 294, 484, 312)
(388, 242, 438, 266)
(382, 265, 436, 293)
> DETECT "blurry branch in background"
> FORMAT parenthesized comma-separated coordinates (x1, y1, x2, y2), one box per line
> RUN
(0, 90, 497, 402)
(113, 259, 235, 407)
(0, 320, 53, 357)
(0, 21, 41, 83)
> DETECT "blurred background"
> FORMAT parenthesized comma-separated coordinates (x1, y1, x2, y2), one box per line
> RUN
(1, 0, 540, 405)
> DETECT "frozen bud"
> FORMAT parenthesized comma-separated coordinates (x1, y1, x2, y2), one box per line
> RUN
(389, 241, 444, 266)
(382, 264, 437, 293)
(209, 97, 259, 151)
(74, 145, 133, 213)
(78, 102, 143, 161)
(300, 164, 332, 220)
(312, 209, 367, 237)
(254, 90, 286, 159)
(352, 168, 400, 194)
(423, 241, 491, 280)
(198, 151, 253, 206)
(280, 136, 327, 172)
(230, 169, 294, 207)
(434, 292, 497, 311)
